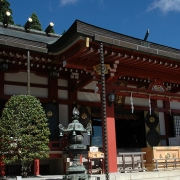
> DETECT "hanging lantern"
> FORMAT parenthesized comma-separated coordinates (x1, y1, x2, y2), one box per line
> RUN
(0, 61, 8, 71)
(49, 69, 59, 78)
(108, 92, 115, 107)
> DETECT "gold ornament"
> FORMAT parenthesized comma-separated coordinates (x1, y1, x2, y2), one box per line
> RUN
(47, 111, 53, 117)
(149, 117, 155, 123)
(81, 113, 87, 119)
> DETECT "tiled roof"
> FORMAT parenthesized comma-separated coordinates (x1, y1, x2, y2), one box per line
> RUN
(0, 23, 60, 45)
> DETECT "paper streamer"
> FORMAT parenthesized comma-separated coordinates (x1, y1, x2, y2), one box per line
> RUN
(169, 97, 171, 116)
(149, 95, 151, 115)
(130, 92, 134, 113)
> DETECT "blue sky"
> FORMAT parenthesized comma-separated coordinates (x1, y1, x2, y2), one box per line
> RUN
(8, 0, 180, 49)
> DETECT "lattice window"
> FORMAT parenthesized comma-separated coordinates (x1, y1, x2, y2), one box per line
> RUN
(173, 116, 180, 136)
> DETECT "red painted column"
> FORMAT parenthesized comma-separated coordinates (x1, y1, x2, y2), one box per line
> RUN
(105, 102, 118, 173)
(33, 159, 40, 176)
(48, 78, 58, 100)
(0, 72, 4, 98)
(0, 157, 5, 177)
(68, 79, 77, 123)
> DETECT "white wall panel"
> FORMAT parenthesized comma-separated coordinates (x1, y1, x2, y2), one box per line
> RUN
(125, 97, 149, 106)
(170, 101, 180, 110)
(58, 79, 68, 87)
(59, 104, 69, 126)
(78, 92, 100, 102)
(30, 87, 48, 98)
(159, 112, 165, 135)
(4, 85, 48, 98)
(5, 72, 48, 84)
(31, 74, 48, 84)
(4, 85, 26, 95)
(157, 100, 163, 108)
(58, 90, 68, 99)
(83, 81, 98, 90)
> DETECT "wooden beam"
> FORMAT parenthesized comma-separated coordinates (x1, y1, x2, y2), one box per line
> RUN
(63, 61, 87, 70)
(115, 65, 179, 83)
(106, 73, 116, 83)
(71, 75, 93, 92)
(124, 104, 168, 112)
(102, 84, 180, 101)
(4, 80, 48, 88)
(119, 56, 180, 78)
(170, 86, 180, 93)
(54, 42, 88, 63)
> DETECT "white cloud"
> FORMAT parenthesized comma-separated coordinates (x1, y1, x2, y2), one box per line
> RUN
(148, 0, 180, 13)
(60, 0, 79, 6)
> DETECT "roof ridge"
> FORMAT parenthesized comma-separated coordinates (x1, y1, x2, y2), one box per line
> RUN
(0, 22, 61, 38)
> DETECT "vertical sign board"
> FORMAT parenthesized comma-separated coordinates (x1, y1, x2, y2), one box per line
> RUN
(77, 105, 91, 145)
(144, 111, 161, 147)
(43, 103, 59, 141)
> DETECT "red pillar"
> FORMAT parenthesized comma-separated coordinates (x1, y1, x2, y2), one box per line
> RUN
(48, 78, 58, 100)
(0, 72, 4, 98)
(105, 100, 118, 173)
(68, 79, 77, 123)
(0, 157, 5, 177)
(33, 159, 40, 176)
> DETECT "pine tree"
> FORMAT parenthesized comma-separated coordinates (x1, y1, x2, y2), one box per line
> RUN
(0, 0, 14, 24)
(30, 12, 42, 31)
(0, 95, 50, 177)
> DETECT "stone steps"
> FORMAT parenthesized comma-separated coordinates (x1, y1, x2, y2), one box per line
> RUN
(90, 170, 180, 180)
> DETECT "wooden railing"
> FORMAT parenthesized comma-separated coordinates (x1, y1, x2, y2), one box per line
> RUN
(153, 158, 180, 170)
(117, 152, 146, 173)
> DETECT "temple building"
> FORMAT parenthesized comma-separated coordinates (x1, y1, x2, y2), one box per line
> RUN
(0, 19, 180, 175)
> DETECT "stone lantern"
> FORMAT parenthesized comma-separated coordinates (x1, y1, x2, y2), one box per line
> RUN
(59, 107, 92, 180)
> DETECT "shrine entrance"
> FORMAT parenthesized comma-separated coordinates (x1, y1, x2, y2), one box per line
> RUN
(91, 107, 147, 149)
(115, 110, 146, 149)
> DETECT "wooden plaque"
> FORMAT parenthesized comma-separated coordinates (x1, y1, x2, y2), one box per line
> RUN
(88, 151, 104, 158)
